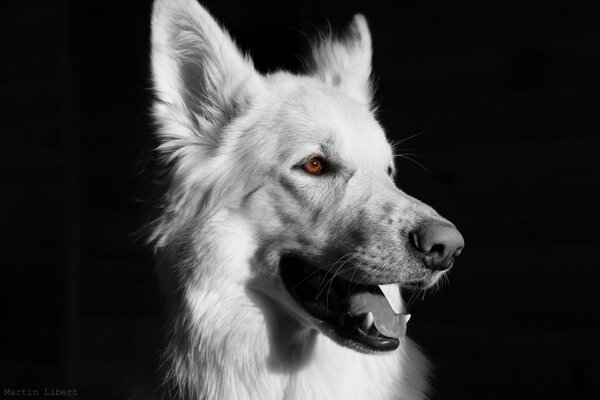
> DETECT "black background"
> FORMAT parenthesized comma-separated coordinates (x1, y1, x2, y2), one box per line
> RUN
(1, 0, 599, 399)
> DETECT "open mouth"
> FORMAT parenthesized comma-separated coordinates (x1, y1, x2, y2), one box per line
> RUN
(280, 255, 411, 352)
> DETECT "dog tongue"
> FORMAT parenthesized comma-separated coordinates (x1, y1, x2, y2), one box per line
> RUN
(347, 285, 407, 338)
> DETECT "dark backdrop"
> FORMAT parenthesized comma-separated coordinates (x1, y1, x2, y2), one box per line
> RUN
(1, 0, 598, 399)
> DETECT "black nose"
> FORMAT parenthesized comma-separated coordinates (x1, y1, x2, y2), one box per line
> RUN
(411, 222, 465, 271)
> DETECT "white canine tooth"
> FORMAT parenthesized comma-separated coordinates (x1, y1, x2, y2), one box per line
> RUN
(362, 312, 374, 331)
(379, 284, 402, 314)
(405, 314, 411, 322)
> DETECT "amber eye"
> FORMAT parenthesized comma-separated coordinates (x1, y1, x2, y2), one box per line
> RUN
(303, 157, 324, 175)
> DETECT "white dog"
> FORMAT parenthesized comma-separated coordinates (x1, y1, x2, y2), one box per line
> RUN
(146, 0, 464, 399)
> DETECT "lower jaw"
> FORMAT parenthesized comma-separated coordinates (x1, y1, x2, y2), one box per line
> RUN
(324, 322, 400, 353)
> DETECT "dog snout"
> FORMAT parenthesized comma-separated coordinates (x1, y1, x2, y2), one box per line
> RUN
(411, 222, 464, 271)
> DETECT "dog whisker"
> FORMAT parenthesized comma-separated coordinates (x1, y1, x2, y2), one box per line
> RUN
(313, 253, 355, 297)
(395, 154, 428, 171)
(291, 252, 354, 291)
(390, 129, 433, 148)
(317, 255, 358, 302)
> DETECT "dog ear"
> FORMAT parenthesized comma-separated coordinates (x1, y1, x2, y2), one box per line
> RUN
(309, 15, 373, 105)
(150, 0, 261, 155)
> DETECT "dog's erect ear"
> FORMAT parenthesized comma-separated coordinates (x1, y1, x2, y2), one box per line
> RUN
(309, 15, 373, 105)
(151, 0, 260, 154)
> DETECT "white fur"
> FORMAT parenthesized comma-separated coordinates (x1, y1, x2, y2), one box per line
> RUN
(147, 1, 435, 399)
(309, 14, 373, 105)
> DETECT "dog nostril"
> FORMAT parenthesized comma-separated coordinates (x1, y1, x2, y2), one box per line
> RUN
(429, 243, 446, 257)
(412, 222, 465, 271)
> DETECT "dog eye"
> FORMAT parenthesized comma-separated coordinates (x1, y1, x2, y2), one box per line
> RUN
(303, 156, 325, 176)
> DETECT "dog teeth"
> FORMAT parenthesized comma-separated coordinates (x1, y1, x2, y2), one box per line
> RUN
(405, 314, 411, 322)
(361, 311, 374, 332)
(378, 284, 402, 314)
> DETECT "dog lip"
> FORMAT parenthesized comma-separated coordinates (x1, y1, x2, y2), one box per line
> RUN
(400, 280, 430, 289)
(337, 312, 400, 351)
(336, 269, 401, 287)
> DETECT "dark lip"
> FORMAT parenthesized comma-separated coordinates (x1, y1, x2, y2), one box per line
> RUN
(279, 255, 401, 353)
(401, 280, 432, 290)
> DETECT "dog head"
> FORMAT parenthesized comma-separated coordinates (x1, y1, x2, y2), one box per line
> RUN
(150, 0, 464, 352)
